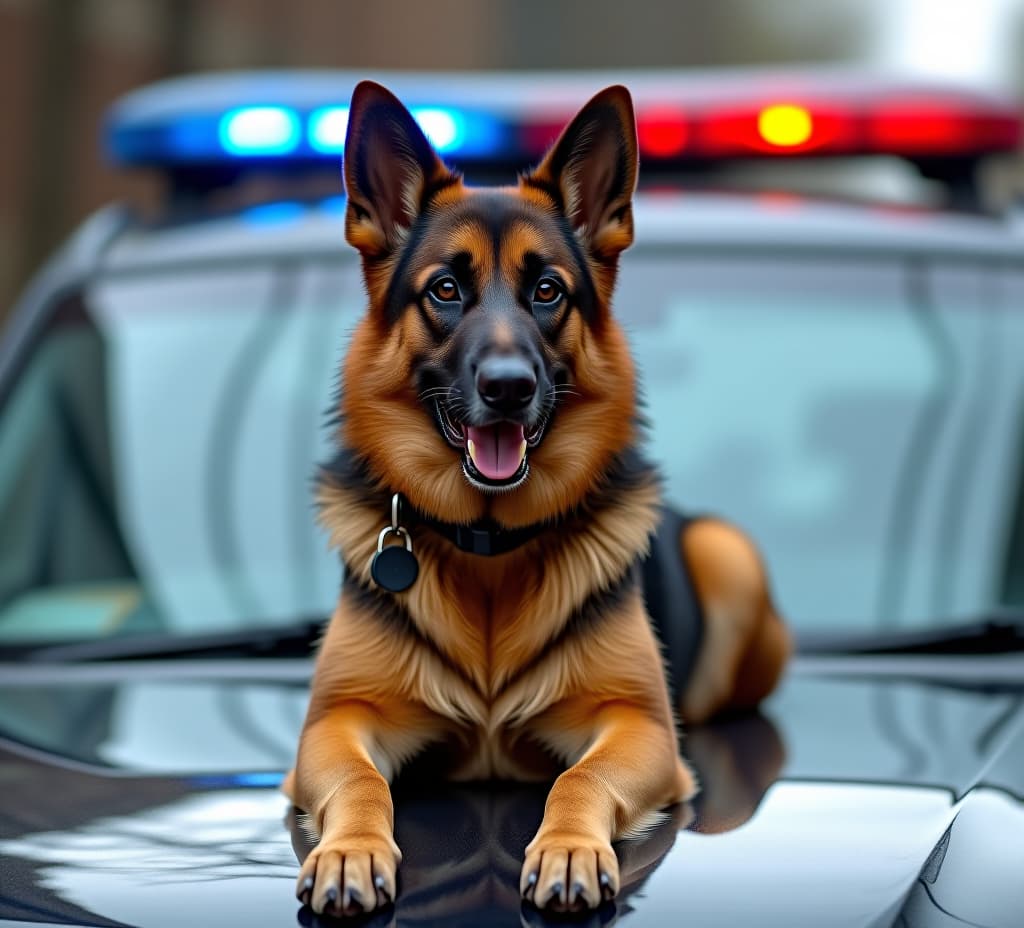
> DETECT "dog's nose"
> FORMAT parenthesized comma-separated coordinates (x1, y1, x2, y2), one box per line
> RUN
(476, 357, 537, 413)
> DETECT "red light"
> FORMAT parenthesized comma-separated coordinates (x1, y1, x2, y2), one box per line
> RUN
(870, 98, 1022, 155)
(516, 89, 1021, 167)
(695, 103, 856, 156)
(638, 108, 687, 157)
(521, 120, 567, 157)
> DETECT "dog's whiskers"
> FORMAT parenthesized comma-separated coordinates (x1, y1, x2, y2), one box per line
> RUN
(418, 386, 458, 402)
(421, 385, 471, 428)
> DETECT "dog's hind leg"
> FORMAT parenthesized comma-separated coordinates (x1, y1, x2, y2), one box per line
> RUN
(678, 519, 792, 725)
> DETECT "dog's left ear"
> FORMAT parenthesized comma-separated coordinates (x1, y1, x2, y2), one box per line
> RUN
(525, 85, 638, 261)
(343, 80, 456, 258)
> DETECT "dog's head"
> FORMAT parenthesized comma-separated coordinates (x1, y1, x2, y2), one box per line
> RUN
(340, 81, 640, 526)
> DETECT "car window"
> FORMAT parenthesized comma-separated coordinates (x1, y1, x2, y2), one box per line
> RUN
(623, 255, 1024, 627)
(96, 262, 361, 636)
(1, 242, 1023, 643)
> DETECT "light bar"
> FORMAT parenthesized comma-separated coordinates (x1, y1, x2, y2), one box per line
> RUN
(308, 105, 349, 153)
(637, 107, 688, 157)
(306, 105, 471, 155)
(757, 104, 813, 148)
(105, 71, 1023, 173)
(869, 97, 1022, 154)
(692, 103, 856, 157)
(636, 97, 1021, 159)
(109, 94, 508, 166)
(219, 106, 301, 155)
(413, 107, 462, 151)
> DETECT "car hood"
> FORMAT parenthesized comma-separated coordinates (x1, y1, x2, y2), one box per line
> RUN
(0, 655, 1022, 928)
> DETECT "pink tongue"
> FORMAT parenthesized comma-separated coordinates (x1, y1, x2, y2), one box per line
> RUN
(465, 422, 526, 481)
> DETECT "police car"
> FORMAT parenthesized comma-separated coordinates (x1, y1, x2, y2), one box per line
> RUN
(1, 71, 1023, 928)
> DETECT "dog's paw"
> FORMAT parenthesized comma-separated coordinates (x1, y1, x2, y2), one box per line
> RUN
(295, 834, 401, 917)
(520, 832, 618, 912)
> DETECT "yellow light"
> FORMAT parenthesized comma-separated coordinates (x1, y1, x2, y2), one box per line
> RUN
(758, 104, 813, 147)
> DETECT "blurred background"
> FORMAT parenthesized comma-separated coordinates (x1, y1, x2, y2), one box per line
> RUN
(3, 0, 1024, 327)
(3, 0, 1024, 642)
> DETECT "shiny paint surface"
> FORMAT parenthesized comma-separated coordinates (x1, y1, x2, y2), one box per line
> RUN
(1, 657, 1022, 928)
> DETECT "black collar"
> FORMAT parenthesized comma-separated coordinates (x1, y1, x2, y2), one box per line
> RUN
(408, 506, 552, 557)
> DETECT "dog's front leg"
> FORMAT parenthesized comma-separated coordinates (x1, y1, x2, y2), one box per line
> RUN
(292, 703, 402, 917)
(521, 703, 694, 912)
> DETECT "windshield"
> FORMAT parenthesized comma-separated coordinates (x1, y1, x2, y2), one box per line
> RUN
(3, 220, 1024, 646)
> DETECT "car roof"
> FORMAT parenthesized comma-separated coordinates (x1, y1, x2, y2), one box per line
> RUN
(97, 191, 1024, 277)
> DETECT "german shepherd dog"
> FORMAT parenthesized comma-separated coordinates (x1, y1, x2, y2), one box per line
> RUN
(285, 81, 790, 918)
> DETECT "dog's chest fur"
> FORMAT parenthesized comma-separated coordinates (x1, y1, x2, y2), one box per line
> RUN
(313, 452, 664, 779)
(351, 555, 654, 781)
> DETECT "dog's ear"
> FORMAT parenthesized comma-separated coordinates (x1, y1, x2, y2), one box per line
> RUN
(343, 81, 455, 258)
(525, 85, 638, 260)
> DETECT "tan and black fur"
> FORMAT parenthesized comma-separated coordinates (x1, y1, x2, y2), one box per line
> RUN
(285, 81, 790, 917)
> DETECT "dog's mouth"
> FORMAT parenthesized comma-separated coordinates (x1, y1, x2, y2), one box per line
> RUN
(435, 401, 548, 492)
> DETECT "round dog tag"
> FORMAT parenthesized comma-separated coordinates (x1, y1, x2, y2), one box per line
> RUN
(371, 528, 419, 592)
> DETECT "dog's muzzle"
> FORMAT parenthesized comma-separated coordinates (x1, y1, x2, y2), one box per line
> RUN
(434, 400, 548, 493)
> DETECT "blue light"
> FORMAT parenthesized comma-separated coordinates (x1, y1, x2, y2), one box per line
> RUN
(219, 106, 301, 156)
(242, 200, 307, 225)
(307, 105, 483, 156)
(441, 111, 505, 158)
(412, 107, 463, 152)
(232, 771, 286, 787)
(189, 771, 286, 789)
(107, 86, 512, 167)
(319, 195, 348, 215)
(308, 106, 349, 154)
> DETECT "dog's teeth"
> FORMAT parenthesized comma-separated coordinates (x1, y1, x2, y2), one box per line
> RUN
(518, 439, 527, 465)
(467, 439, 477, 467)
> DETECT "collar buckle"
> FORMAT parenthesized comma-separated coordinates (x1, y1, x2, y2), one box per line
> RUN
(453, 524, 499, 556)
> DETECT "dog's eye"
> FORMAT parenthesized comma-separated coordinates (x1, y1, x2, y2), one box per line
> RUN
(429, 277, 460, 303)
(533, 279, 562, 304)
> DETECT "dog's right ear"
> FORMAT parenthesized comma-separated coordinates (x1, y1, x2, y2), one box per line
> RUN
(343, 81, 455, 258)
